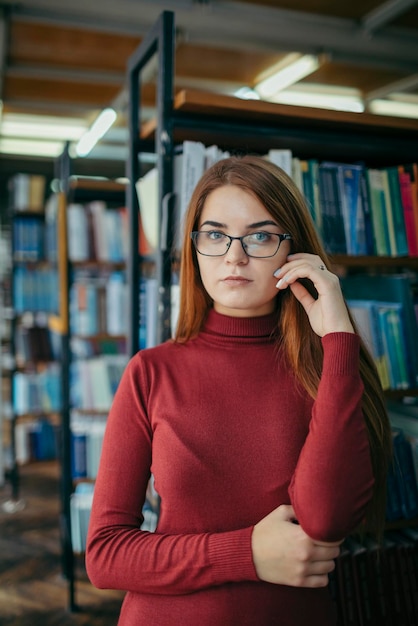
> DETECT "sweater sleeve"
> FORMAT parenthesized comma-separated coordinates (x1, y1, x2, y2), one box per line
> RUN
(288, 332, 375, 542)
(85, 356, 258, 595)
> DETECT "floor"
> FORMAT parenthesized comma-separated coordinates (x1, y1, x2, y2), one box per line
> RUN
(0, 462, 124, 625)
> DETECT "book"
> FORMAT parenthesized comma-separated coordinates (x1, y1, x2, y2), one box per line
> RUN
(359, 168, 376, 255)
(362, 536, 393, 626)
(381, 534, 409, 625)
(345, 536, 374, 626)
(9, 174, 46, 212)
(317, 161, 346, 253)
(375, 303, 410, 389)
(385, 530, 417, 625)
(341, 163, 368, 256)
(301, 159, 322, 238)
(385, 166, 409, 257)
(398, 169, 418, 257)
(341, 274, 418, 387)
(135, 166, 159, 255)
(173, 140, 206, 249)
(267, 148, 293, 178)
(67, 203, 90, 262)
(379, 168, 397, 256)
(365, 168, 390, 256)
(334, 541, 359, 626)
(346, 299, 390, 390)
(391, 428, 418, 520)
(399, 163, 418, 255)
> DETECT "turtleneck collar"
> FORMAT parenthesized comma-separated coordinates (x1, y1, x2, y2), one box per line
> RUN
(200, 308, 278, 344)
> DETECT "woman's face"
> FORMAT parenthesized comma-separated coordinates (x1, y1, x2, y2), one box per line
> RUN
(195, 184, 291, 317)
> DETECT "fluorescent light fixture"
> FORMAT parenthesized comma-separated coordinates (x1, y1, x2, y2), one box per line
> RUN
(368, 98, 418, 119)
(75, 107, 117, 157)
(255, 53, 320, 99)
(1, 113, 87, 141)
(234, 87, 260, 100)
(271, 87, 365, 113)
(0, 137, 65, 157)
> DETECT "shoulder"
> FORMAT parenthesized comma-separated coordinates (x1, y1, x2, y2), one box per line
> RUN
(128, 339, 188, 371)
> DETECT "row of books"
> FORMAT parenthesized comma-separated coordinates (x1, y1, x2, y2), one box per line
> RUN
(70, 478, 158, 553)
(267, 148, 418, 258)
(9, 173, 47, 213)
(70, 270, 128, 337)
(386, 427, 418, 522)
(14, 417, 60, 465)
(12, 215, 45, 261)
(12, 364, 61, 415)
(14, 323, 59, 366)
(13, 265, 59, 314)
(139, 277, 159, 349)
(332, 529, 418, 626)
(71, 416, 106, 479)
(388, 403, 418, 521)
(69, 354, 128, 412)
(67, 201, 128, 263)
(135, 141, 230, 254)
(136, 140, 418, 258)
(342, 274, 418, 390)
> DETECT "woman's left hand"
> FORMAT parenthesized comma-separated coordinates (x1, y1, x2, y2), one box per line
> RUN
(274, 253, 355, 337)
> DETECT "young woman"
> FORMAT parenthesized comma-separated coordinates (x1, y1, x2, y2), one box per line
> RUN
(86, 155, 392, 625)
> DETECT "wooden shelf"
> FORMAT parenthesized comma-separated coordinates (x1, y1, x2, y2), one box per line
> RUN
(68, 177, 126, 193)
(143, 89, 418, 136)
(141, 89, 418, 162)
(330, 255, 418, 269)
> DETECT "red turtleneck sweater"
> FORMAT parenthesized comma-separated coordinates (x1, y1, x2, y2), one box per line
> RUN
(86, 310, 374, 625)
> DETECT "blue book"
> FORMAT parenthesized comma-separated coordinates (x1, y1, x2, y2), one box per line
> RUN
(346, 298, 390, 390)
(391, 428, 418, 519)
(376, 303, 410, 390)
(342, 274, 418, 388)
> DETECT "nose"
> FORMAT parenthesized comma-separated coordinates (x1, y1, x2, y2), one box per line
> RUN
(225, 238, 248, 263)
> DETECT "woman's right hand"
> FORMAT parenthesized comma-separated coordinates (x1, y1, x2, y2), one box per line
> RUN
(251, 504, 342, 587)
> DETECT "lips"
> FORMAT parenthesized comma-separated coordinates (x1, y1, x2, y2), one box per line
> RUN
(222, 276, 251, 284)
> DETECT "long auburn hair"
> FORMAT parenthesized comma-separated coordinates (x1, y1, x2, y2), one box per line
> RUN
(174, 154, 392, 536)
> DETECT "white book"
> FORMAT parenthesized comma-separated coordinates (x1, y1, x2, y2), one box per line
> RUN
(135, 167, 159, 253)
(89, 357, 113, 411)
(86, 420, 106, 479)
(174, 141, 206, 249)
(106, 272, 128, 336)
(267, 148, 293, 178)
(89, 201, 108, 261)
(67, 204, 89, 261)
(11, 174, 30, 211)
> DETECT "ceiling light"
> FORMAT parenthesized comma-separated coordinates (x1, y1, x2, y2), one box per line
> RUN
(234, 87, 260, 100)
(1, 113, 87, 141)
(255, 53, 320, 99)
(0, 138, 65, 157)
(367, 98, 418, 119)
(270, 88, 365, 113)
(75, 108, 117, 157)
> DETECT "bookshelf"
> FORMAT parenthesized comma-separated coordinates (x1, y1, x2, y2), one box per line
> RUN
(0, 222, 12, 487)
(1, 174, 63, 513)
(124, 10, 418, 625)
(54, 173, 129, 611)
(127, 10, 418, 390)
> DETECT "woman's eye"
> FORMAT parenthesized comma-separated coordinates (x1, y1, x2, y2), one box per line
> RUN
(251, 232, 271, 243)
(207, 231, 224, 241)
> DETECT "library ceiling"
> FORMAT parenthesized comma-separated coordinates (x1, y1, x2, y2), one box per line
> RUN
(0, 0, 417, 169)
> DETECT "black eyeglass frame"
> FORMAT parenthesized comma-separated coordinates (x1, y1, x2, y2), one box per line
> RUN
(190, 231, 292, 258)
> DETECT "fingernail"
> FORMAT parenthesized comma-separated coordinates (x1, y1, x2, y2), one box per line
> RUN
(276, 279, 285, 288)
(273, 268, 282, 277)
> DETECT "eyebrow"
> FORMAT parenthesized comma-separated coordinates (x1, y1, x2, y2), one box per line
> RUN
(200, 220, 279, 229)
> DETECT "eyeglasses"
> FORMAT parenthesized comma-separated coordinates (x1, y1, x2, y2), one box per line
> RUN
(191, 230, 292, 258)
